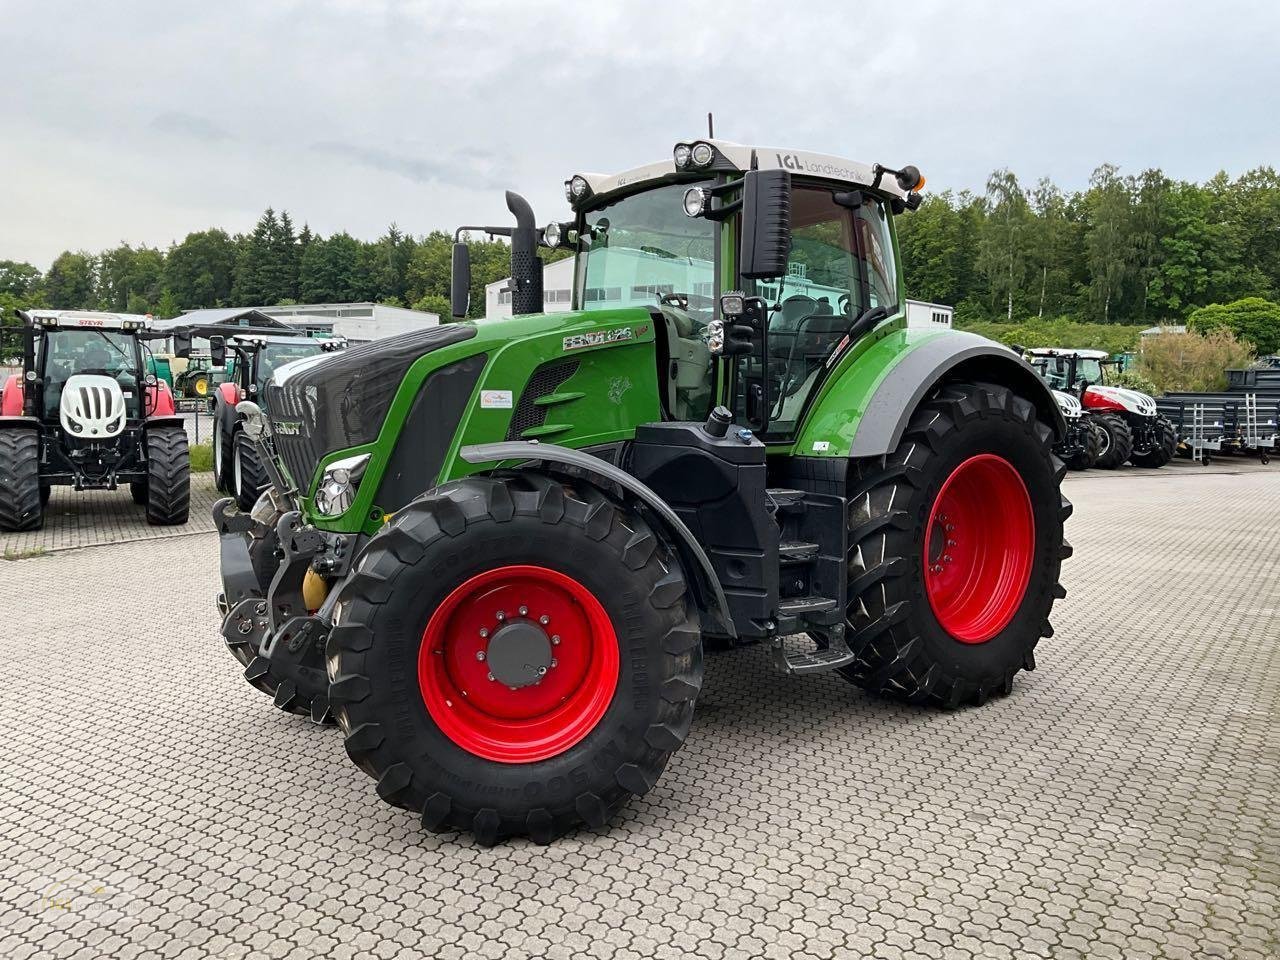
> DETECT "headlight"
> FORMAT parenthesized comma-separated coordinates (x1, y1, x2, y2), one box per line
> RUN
(673, 143, 692, 169)
(706, 319, 724, 355)
(683, 186, 710, 218)
(566, 175, 590, 201)
(543, 221, 562, 248)
(690, 141, 715, 167)
(313, 453, 370, 517)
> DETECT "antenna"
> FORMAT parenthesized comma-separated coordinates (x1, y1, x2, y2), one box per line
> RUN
(707, 112, 714, 138)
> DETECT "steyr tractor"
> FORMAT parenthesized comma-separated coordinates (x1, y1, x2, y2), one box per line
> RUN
(1028, 348, 1175, 469)
(214, 138, 1073, 845)
(0, 310, 189, 531)
(1048, 388, 1102, 470)
(173, 330, 345, 511)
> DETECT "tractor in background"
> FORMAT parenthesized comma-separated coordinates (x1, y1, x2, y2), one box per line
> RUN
(0, 310, 189, 531)
(214, 137, 1072, 844)
(1027, 347, 1175, 469)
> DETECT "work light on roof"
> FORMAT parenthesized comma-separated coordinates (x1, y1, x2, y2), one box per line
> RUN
(566, 175, 590, 202)
(690, 141, 715, 167)
(673, 143, 692, 169)
(543, 221, 562, 248)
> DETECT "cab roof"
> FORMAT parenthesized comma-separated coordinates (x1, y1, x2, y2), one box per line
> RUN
(572, 138, 914, 208)
(1027, 347, 1109, 359)
(28, 310, 151, 331)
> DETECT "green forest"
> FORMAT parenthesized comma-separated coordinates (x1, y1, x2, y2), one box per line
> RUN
(3, 163, 1280, 355)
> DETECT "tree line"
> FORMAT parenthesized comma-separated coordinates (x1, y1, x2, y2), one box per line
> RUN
(0, 208, 569, 325)
(3, 163, 1279, 332)
(897, 164, 1280, 327)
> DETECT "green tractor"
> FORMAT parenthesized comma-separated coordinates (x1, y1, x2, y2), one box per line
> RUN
(215, 137, 1072, 845)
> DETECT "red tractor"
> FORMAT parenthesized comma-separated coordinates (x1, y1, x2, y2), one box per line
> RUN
(0, 310, 189, 530)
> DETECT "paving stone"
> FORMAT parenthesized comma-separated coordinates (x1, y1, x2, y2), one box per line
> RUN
(0, 461, 1277, 959)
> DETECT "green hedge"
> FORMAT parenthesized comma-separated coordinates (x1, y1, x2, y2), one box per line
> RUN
(956, 317, 1146, 355)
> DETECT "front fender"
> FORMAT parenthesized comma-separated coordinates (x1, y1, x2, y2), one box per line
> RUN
(794, 329, 1065, 459)
(1, 375, 24, 416)
(460, 440, 736, 638)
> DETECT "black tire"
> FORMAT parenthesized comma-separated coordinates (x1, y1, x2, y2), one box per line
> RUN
(129, 480, 147, 504)
(328, 474, 703, 845)
(837, 381, 1071, 708)
(1092, 413, 1132, 469)
(211, 400, 235, 493)
(145, 425, 190, 525)
(1061, 418, 1101, 470)
(234, 431, 268, 511)
(1129, 416, 1176, 468)
(0, 429, 43, 532)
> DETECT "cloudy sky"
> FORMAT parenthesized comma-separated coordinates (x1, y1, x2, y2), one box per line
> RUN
(4, 0, 1278, 268)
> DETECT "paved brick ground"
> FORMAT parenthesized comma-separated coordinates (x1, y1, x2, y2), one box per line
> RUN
(0, 473, 218, 558)
(0, 466, 1277, 959)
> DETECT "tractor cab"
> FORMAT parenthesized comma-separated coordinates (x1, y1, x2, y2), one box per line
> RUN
(453, 139, 925, 446)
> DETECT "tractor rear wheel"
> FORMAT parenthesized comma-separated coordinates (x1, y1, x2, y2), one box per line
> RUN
(234, 431, 267, 511)
(1092, 413, 1132, 469)
(0, 428, 43, 532)
(838, 381, 1071, 708)
(144, 425, 190, 525)
(327, 475, 703, 845)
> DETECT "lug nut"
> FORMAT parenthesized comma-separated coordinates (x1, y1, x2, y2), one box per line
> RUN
(495, 611, 506, 621)
(943, 555, 953, 563)
(551, 635, 560, 645)
(537, 666, 547, 676)
(476, 651, 486, 661)
(519, 605, 529, 616)
(550, 659, 558, 668)
(479, 628, 489, 638)
(539, 615, 550, 626)
(487, 673, 495, 681)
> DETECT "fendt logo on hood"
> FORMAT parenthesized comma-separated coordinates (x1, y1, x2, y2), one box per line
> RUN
(563, 327, 635, 352)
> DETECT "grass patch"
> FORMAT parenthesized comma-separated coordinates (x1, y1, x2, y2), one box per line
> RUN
(190, 442, 214, 473)
(3, 545, 46, 561)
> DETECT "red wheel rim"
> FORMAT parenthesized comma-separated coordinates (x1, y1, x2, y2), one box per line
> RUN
(923, 454, 1035, 643)
(417, 565, 620, 763)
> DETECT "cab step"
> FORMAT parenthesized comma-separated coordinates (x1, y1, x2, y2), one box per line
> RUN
(777, 595, 838, 617)
(779, 540, 820, 564)
(770, 624, 858, 676)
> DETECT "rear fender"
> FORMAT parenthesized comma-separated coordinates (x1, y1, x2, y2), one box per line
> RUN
(460, 440, 736, 638)
(146, 380, 176, 416)
(796, 330, 1066, 459)
(1, 375, 24, 416)
(0, 415, 39, 429)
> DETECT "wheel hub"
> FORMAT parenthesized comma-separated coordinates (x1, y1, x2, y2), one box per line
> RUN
(484, 619, 553, 689)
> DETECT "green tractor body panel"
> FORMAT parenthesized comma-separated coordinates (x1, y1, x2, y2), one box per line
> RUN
(303, 307, 662, 535)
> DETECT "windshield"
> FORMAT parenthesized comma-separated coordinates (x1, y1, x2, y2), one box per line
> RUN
(577, 181, 718, 420)
(578, 181, 716, 318)
(41, 330, 139, 417)
(1078, 358, 1104, 383)
(260, 342, 324, 382)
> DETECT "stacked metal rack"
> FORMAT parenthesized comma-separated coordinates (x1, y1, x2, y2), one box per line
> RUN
(1156, 368, 1280, 463)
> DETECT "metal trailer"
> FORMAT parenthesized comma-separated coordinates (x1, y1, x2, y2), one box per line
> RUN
(1156, 392, 1280, 463)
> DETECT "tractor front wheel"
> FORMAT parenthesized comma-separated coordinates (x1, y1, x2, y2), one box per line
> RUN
(839, 381, 1071, 708)
(0, 428, 43, 532)
(327, 475, 702, 845)
(234, 431, 268, 511)
(1130, 415, 1176, 468)
(144, 425, 190, 525)
(1092, 413, 1132, 469)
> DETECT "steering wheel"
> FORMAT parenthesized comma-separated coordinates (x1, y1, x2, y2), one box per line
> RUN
(838, 293, 852, 317)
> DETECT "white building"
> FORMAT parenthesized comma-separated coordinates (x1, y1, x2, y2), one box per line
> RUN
(486, 258, 577, 319)
(256, 302, 440, 343)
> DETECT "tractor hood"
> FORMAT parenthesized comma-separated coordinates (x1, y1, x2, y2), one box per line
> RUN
(1083, 384, 1157, 417)
(1052, 389, 1082, 420)
(264, 307, 658, 501)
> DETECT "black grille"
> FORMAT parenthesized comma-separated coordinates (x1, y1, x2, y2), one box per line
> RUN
(506, 360, 579, 440)
(266, 324, 477, 492)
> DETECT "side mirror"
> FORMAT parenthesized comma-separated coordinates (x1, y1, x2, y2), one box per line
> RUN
(739, 169, 791, 280)
(451, 242, 471, 319)
(209, 335, 227, 367)
(173, 332, 192, 359)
